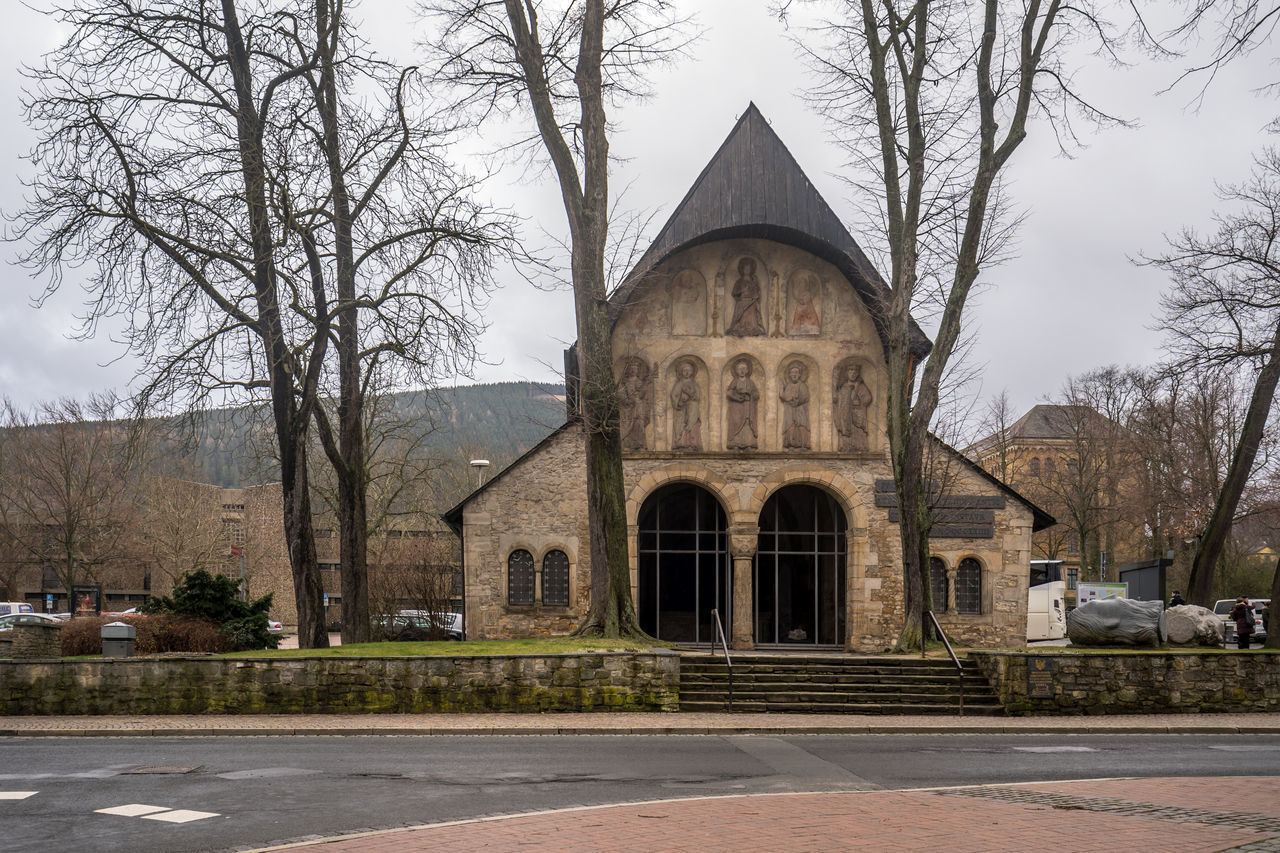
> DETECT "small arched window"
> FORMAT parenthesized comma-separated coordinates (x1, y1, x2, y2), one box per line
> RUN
(507, 549, 535, 606)
(1044, 457, 1055, 477)
(956, 557, 983, 614)
(929, 556, 949, 613)
(542, 550, 570, 606)
(1029, 457, 1041, 477)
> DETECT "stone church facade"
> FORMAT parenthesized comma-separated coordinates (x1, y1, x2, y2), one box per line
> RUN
(446, 105, 1052, 652)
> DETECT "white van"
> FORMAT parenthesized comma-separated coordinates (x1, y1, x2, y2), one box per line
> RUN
(0, 602, 35, 618)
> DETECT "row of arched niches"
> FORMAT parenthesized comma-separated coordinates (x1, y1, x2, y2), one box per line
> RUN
(615, 353, 879, 454)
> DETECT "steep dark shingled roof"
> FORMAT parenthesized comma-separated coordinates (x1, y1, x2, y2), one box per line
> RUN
(607, 102, 931, 359)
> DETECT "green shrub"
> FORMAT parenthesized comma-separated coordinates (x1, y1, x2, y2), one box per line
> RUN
(142, 568, 278, 650)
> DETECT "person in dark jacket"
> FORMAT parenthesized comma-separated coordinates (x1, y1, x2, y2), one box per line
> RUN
(1230, 597, 1256, 649)
(1169, 590, 1186, 607)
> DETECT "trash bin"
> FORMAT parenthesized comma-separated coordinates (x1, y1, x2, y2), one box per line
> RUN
(101, 621, 136, 658)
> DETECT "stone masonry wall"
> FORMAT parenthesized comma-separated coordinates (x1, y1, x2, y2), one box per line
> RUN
(0, 651, 680, 715)
(0, 623, 62, 659)
(465, 422, 1033, 650)
(971, 650, 1280, 715)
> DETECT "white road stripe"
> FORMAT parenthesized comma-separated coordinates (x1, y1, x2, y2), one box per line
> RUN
(1012, 746, 1097, 753)
(0, 791, 37, 800)
(142, 809, 220, 823)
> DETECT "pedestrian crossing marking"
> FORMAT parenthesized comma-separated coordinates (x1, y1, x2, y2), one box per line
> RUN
(142, 809, 220, 823)
(96, 803, 220, 822)
(96, 804, 171, 817)
(0, 792, 37, 800)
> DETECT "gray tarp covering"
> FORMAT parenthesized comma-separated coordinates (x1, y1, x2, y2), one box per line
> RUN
(1067, 598, 1165, 646)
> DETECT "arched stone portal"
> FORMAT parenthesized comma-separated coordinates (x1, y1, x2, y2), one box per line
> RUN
(637, 483, 731, 643)
(754, 484, 847, 646)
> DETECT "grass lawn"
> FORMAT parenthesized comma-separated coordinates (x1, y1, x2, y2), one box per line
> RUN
(223, 636, 679, 658)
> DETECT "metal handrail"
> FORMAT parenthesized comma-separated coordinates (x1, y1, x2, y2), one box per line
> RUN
(710, 608, 733, 711)
(926, 610, 965, 716)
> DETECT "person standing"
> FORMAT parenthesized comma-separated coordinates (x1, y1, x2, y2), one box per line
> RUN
(1169, 590, 1186, 607)
(1230, 596, 1255, 649)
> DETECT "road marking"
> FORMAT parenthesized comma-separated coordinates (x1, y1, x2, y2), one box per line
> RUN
(218, 767, 320, 780)
(1012, 746, 1097, 753)
(0, 792, 37, 800)
(96, 803, 221, 822)
(96, 804, 172, 817)
(142, 809, 220, 823)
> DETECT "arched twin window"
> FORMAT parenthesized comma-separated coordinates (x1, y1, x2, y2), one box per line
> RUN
(1029, 457, 1041, 477)
(929, 556, 983, 615)
(507, 548, 571, 607)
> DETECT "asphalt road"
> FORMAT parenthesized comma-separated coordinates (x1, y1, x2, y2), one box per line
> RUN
(2, 734, 1279, 853)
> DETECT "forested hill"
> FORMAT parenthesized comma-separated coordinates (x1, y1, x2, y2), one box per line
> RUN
(188, 381, 567, 489)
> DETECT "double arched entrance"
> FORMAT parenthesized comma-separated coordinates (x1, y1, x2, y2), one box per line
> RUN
(637, 483, 847, 647)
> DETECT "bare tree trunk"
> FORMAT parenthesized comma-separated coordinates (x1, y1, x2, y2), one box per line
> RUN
(310, 0, 370, 644)
(497, 0, 643, 637)
(1186, 316, 1280, 606)
(221, 0, 327, 648)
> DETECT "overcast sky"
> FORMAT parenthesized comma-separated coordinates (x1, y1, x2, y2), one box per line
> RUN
(1, 0, 1275, 422)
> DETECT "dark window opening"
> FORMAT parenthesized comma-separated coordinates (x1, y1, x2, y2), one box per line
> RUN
(507, 549, 535, 606)
(638, 484, 730, 644)
(755, 485, 846, 646)
(929, 556, 948, 612)
(543, 550, 570, 606)
(956, 557, 982, 614)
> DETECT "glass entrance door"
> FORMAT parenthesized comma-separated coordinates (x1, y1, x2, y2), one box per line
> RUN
(754, 485, 846, 646)
(638, 484, 730, 644)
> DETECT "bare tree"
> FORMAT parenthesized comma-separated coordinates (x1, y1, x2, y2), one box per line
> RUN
(1146, 147, 1280, 627)
(0, 395, 150, 609)
(273, 1, 506, 644)
(135, 474, 231, 593)
(791, 0, 1134, 649)
(428, 0, 687, 637)
(15, 0, 334, 645)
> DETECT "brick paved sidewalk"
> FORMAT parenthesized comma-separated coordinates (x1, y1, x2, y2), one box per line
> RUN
(3, 711, 1280, 737)
(253, 777, 1280, 853)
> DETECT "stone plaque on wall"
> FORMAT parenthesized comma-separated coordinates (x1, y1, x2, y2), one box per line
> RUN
(1027, 657, 1055, 698)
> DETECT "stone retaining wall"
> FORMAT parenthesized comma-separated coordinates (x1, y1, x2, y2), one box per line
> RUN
(970, 650, 1280, 715)
(0, 651, 680, 715)
(0, 623, 62, 660)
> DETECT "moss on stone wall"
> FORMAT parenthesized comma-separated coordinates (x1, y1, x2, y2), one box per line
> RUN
(971, 650, 1280, 715)
(0, 650, 680, 716)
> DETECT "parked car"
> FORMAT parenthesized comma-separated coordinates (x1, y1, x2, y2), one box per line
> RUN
(398, 610, 463, 640)
(0, 612, 64, 631)
(267, 619, 284, 635)
(372, 614, 438, 642)
(0, 602, 35, 618)
(1214, 598, 1269, 644)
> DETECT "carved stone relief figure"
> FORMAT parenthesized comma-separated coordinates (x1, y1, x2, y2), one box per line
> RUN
(670, 358, 702, 451)
(834, 360, 873, 452)
(725, 357, 760, 450)
(727, 257, 765, 336)
(617, 356, 652, 451)
(788, 270, 822, 336)
(669, 269, 706, 336)
(779, 360, 811, 450)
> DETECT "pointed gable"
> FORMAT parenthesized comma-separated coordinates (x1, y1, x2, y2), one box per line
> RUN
(610, 103, 930, 358)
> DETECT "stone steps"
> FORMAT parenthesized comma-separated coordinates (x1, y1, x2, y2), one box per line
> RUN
(678, 653, 1004, 715)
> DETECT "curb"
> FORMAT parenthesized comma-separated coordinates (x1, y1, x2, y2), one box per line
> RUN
(5, 722, 1280, 737)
